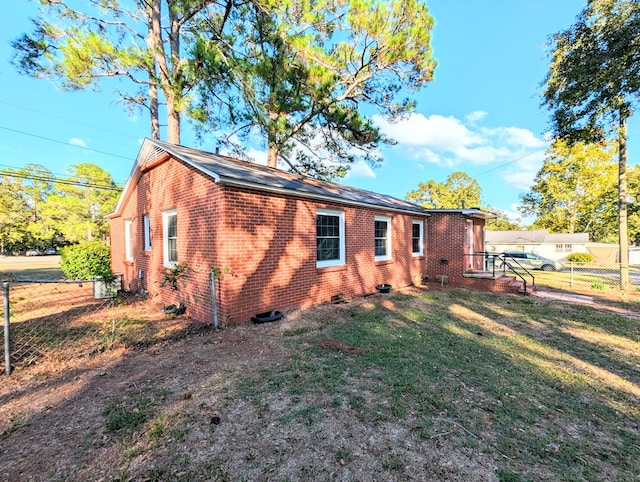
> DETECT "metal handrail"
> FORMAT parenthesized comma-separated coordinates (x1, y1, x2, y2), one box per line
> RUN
(494, 253, 535, 293)
(464, 252, 535, 294)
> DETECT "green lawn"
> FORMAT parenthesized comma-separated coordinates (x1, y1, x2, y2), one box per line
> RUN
(236, 289, 640, 481)
(3, 287, 639, 481)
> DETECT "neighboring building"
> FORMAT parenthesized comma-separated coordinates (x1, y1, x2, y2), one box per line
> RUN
(485, 230, 590, 261)
(109, 139, 498, 323)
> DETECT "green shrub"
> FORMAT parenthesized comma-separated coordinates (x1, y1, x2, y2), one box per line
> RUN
(60, 241, 114, 283)
(567, 252, 593, 263)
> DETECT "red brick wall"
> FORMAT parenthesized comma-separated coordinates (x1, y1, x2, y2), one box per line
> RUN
(426, 212, 486, 286)
(110, 156, 225, 321)
(110, 155, 428, 323)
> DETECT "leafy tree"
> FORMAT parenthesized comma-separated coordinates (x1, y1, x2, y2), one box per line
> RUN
(485, 211, 523, 231)
(3, 164, 62, 249)
(542, 0, 640, 289)
(42, 164, 121, 243)
(14, 0, 435, 180)
(406, 171, 482, 209)
(12, 0, 234, 143)
(0, 163, 121, 250)
(0, 176, 31, 253)
(621, 164, 640, 244)
(519, 140, 617, 240)
(191, 0, 436, 178)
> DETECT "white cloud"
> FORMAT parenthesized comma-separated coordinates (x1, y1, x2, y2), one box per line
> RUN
(410, 148, 453, 167)
(344, 160, 376, 180)
(69, 137, 88, 148)
(503, 204, 523, 220)
(502, 127, 546, 148)
(246, 147, 268, 166)
(465, 111, 487, 124)
(452, 145, 511, 164)
(373, 111, 549, 191)
(502, 149, 546, 190)
(375, 113, 484, 150)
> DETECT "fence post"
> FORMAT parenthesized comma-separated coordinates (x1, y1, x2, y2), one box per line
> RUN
(210, 271, 219, 330)
(3, 281, 11, 375)
(570, 262, 574, 288)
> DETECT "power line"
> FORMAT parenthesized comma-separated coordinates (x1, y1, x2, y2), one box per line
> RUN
(0, 125, 134, 160)
(0, 100, 140, 140)
(474, 146, 548, 177)
(0, 170, 122, 191)
(0, 163, 76, 181)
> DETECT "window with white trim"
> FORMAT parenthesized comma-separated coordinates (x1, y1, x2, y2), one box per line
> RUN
(124, 219, 133, 261)
(162, 209, 178, 267)
(316, 209, 345, 268)
(412, 220, 424, 256)
(375, 216, 391, 261)
(143, 214, 151, 252)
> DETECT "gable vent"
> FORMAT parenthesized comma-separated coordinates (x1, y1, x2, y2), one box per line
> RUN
(144, 144, 166, 164)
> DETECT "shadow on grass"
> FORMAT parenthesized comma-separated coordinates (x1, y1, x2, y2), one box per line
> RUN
(239, 288, 640, 481)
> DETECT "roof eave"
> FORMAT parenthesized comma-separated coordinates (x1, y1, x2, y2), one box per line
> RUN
(425, 208, 496, 219)
(110, 138, 223, 218)
(111, 138, 430, 218)
(219, 178, 431, 217)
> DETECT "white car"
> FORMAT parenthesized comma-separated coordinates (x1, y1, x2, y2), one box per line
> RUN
(501, 252, 565, 271)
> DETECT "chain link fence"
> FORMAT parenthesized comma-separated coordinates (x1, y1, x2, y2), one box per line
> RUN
(521, 262, 640, 293)
(1, 279, 201, 376)
(565, 262, 640, 291)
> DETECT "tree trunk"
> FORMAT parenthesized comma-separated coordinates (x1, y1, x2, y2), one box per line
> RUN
(618, 107, 630, 291)
(150, 0, 181, 144)
(267, 140, 279, 168)
(145, 3, 160, 141)
(167, 2, 181, 144)
(166, 96, 180, 144)
(149, 81, 160, 140)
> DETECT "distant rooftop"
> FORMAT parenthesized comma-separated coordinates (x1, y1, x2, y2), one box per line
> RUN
(486, 230, 589, 244)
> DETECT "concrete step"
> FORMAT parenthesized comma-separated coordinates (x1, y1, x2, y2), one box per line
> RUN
(494, 275, 535, 295)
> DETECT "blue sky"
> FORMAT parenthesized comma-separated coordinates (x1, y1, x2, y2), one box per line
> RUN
(1, 0, 632, 221)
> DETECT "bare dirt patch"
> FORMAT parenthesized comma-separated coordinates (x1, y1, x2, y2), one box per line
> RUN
(316, 337, 366, 354)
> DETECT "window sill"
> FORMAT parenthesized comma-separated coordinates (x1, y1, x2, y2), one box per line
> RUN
(124, 260, 134, 266)
(317, 264, 347, 274)
(412, 254, 425, 260)
(375, 259, 394, 266)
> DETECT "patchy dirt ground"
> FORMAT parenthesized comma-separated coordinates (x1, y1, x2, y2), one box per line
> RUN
(2, 283, 639, 481)
(0, 287, 504, 482)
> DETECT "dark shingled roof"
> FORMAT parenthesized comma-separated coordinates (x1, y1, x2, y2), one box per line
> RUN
(135, 138, 430, 216)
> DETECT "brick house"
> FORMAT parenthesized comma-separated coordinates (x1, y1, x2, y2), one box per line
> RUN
(425, 209, 500, 290)
(109, 139, 496, 323)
